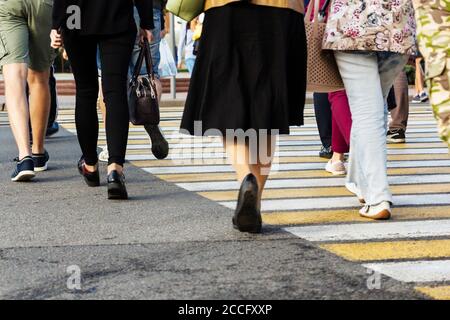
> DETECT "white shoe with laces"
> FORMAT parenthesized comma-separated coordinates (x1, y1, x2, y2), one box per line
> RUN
(359, 201, 392, 220)
(325, 160, 347, 175)
(99, 146, 109, 163)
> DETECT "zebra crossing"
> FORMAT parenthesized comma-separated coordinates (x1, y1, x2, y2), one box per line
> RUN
(1, 101, 450, 299)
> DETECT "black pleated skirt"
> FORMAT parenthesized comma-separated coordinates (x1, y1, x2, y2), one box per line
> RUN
(180, 2, 307, 136)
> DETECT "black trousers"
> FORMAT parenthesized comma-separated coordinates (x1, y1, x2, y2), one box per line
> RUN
(313, 93, 332, 149)
(64, 29, 136, 166)
(48, 66, 58, 126)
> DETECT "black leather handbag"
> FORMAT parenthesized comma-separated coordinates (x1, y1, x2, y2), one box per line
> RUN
(128, 39, 160, 126)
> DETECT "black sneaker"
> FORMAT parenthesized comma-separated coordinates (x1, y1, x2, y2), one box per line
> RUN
(145, 124, 169, 160)
(11, 156, 35, 182)
(33, 150, 49, 172)
(46, 122, 60, 137)
(319, 146, 333, 159)
(387, 129, 406, 143)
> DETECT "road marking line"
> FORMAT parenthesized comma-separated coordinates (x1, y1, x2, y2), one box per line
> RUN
(363, 260, 450, 283)
(201, 183, 450, 201)
(138, 158, 450, 171)
(320, 239, 450, 261)
(284, 219, 450, 242)
(262, 206, 450, 225)
(416, 286, 450, 300)
(157, 167, 450, 183)
(179, 174, 450, 191)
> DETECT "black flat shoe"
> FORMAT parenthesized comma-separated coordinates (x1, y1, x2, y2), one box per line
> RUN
(77, 158, 100, 187)
(145, 124, 169, 160)
(232, 174, 262, 234)
(107, 170, 128, 200)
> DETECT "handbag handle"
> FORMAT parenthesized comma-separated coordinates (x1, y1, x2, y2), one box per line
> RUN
(305, 0, 322, 39)
(131, 38, 156, 82)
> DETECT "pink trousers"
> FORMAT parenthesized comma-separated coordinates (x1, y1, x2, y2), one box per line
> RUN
(328, 90, 352, 154)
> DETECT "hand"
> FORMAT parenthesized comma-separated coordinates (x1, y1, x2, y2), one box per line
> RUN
(177, 62, 183, 70)
(160, 29, 167, 39)
(140, 28, 154, 44)
(50, 29, 63, 49)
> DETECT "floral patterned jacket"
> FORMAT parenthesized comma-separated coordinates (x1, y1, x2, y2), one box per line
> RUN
(322, 0, 417, 55)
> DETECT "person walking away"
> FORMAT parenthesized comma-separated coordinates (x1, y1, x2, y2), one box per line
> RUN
(326, 90, 352, 176)
(51, 0, 155, 200)
(413, 0, 450, 148)
(181, 0, 307, 233)
(323, 0, 417, 219)
(387, 70, 410, 143)
(130, 1, 169, 160)
(177, 20, 197, 75)
(412, 55, 429, 104)
(313, 93, 333, 159)
(0, 0, 55, 181)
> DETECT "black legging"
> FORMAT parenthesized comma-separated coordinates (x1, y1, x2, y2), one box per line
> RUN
(63, 28, 136, 166)
(313, 93, 332, 149)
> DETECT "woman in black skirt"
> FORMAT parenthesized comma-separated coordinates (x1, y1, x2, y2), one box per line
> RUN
(181, 1, 307, 233)
(50, 0, 154, 200)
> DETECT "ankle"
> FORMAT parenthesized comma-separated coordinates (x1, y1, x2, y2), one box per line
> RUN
(32, 147, 45, 155)
(108, 164, 123, 175)
(84, 163, 98, 173)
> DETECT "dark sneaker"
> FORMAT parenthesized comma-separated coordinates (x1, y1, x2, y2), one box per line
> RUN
(145, 124, 169, 160)
(46, 122, 60, 137)
(11, 156, 35, 182)
(33, 150, 50, 172)
(420, 91, 429, 103)
(319, 146, 333, 159)
(411, 95, 422, 104)
(387, 129, 406, 143)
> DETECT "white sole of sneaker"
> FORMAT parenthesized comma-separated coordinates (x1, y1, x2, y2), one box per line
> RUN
(34, 164, 48, 172)
(360, 209, 391, 220)
(387, 138, 406, 143)
(326, 168, 347, 176)
(12, 170, 36, 182)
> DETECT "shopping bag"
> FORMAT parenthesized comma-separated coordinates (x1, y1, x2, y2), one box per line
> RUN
(166, 0, 205, 22)
(158, 39, 178, 78)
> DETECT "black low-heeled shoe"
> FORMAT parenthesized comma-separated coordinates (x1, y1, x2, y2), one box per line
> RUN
(145, 124, 169, 160)
(107, 170, 128, 200)
(77, 158, 100, 187)
(232, 173, 262, 234)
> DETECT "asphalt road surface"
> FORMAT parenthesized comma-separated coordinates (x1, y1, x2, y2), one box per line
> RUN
(0, 118, 426, 300)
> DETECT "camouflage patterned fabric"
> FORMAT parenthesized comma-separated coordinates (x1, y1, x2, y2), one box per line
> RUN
(413, 0, 450, 148)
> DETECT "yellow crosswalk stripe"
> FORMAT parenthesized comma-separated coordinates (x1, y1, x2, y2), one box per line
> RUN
(416, 286, 450, 300)
(156, 167, 450, 182)
(320, 239, 450, 262)
(200, 183, 450, 202)
(128, 154, 448, 167)
(262, 206, 450, 225)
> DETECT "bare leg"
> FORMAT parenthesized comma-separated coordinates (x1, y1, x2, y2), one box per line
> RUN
(415, 58, 425, 94)
(331, 152, 345, 163)
(28, 68, 51, 155)
(98, 78, 107, 126)
(224, 135, 275, 207)
(3, 63, 31, 160)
